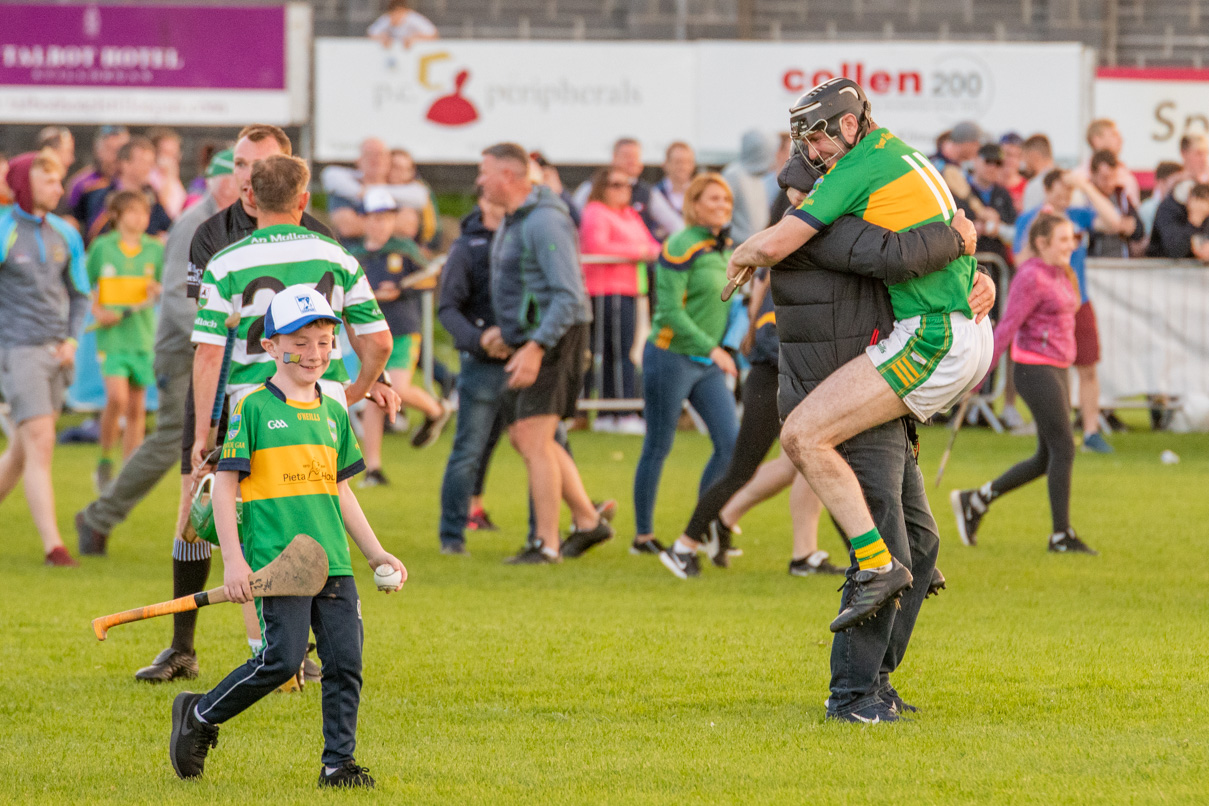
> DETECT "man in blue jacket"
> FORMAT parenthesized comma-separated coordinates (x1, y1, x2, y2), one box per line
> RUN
(478, 142, 612, 564)
(0, 150, 89, 566)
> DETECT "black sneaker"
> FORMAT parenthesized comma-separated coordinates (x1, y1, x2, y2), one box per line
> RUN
(1048, 529, 1098, 555)
(318, 760, 375, 789)
(411, 400, 454, 448)
(466, 508, 498, 531)
(504, 540, 560, 565)
(950, 489, 987, 546)
(830, 558, 914, 633)
(880, 688, 920, 714)
(75, 511, 109, 556)
(136, 647, 199, 683)
(926, 566, 947, 598)
(788, 551, 846, 576)
(825, 700, 899, 724)
(359, 469, 389, 488)
(594, 499, 618, 524)
(658, 545, 700, 579)
(699, 519, 733, 568)
(560, 519, 614, 558)
(629, 537, 665, 555)
(170, 691, 220, 780)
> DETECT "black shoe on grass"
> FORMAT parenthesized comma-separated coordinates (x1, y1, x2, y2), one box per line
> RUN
(318, 760, 375, 789)
(466, 508, 498, 531)
(411, 400, 454, 448)
(359, 469, 389, 488)
(170, 691, 220, 780)
(136, 647, 199, 683)
(659, 545, 700, 579)
(950, 489, 987, 546)
(830, 558, 913, 633)
(926, 566, 947, 598)
(594, 499, 618, 524)
(629, 537, 665, 555)
(700, 519, 733, 568)
(788, 550, 846, 577)
(825, 700, 899, 724)
(1048, 529, 1098, 555)
(75, 511, 109, 556)
(303, 643, 322, 683)
(504, 540, 560, 565)
(880, 688, 920, 715)
(560, 519, 614, 558)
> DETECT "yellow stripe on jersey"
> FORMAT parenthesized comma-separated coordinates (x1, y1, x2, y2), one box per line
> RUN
(97, 275, 151, 306)
(861, 156, 953, 231)
(660, 239, 713, 266)
(240, 443, 340, 502)
(754, 311, 776, 329)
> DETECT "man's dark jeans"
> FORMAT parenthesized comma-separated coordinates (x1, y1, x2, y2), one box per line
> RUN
(828, 418, 940, 715)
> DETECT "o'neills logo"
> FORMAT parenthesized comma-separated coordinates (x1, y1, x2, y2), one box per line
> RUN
(782, 62, 922, 95)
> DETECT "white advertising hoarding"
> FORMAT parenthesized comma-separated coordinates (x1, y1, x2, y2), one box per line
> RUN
(1094, 68, 1209, 174)
(314, 39, 1091, 165)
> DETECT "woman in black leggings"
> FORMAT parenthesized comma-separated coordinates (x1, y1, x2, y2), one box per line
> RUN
(951, 213, 1097, 554)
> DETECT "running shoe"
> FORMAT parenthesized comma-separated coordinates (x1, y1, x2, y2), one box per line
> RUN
(880, 688, 920, 714)
(950, 488, 987, 546)
(595, 499, 618, 524)
(318, 761, 375, 789)
(560, 519, 614, 558)
(788, 551, 846, 576)
(658, 545, 700, 579)
(75, 511, 109, 556)
(629, 537, 665, 555)
(700, 519, 733, 568)
(504, 540, 560, 565)
(44, 546, 79, 567)
(1082, 432, 1114, 453)
(1048, 529, 1098, 555)
(411, 399, 454, 448)
(359, 469, 389, 488)
(825, 700, 899, 724)
(170, 691, 220, 780)
(466, 507, 499, 531)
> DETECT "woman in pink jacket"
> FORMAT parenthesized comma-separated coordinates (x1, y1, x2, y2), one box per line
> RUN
(951, 212, 1098, 555)
(579, 167, 661, 434)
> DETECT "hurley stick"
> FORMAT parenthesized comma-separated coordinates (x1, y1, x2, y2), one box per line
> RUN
(92, 534, 328, 640)
(934, 395, 973, 488)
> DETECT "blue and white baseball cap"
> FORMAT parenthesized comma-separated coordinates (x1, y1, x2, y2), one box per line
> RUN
(263, 285, 341, 338)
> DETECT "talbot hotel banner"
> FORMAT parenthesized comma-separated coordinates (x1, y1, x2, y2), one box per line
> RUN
(0, 2, 311, 125)
(314, 39, 1089, 165)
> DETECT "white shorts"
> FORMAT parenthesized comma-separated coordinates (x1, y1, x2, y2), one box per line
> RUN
(866, 312, 994, 421)
(227, 378, 350, 413)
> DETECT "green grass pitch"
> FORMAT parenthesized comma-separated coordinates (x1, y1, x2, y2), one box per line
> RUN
(2, 415, 1207, 804)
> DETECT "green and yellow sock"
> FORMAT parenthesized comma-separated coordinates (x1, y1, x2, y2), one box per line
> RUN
(851, 527, 891, 571)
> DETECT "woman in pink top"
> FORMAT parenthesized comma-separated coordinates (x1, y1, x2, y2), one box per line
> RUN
(951, 213, 1098, 555)
(579, 167, 661, 434)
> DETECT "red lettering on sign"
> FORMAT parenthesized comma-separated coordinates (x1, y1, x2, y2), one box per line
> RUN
(781, 63, 925, 96)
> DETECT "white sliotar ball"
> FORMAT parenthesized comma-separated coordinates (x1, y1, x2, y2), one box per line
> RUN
(374, 564, 402, 591)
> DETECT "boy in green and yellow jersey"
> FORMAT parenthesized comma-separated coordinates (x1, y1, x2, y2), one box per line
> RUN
(86, 190, 163, 490)
(727, 78, 994, 632)
(169, 286, 406, 789)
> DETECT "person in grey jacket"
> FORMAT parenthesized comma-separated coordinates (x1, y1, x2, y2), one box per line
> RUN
(0, 150, 89, 566)
(478, 142, 613, 565)
(75, 149, 241, 558)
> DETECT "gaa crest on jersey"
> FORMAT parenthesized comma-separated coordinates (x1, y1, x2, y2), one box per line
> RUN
(387, 253, 404, 274)
(327, 418, 339, 444)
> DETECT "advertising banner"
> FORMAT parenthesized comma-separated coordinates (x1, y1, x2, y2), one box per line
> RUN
(1094, 68, 1209, 174)
(315, 39, 1090, 165)
(0, 3, 310, 124)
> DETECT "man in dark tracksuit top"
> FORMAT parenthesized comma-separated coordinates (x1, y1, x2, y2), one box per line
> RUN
(772, 152, 993, 721)
(479, 142, 612, 565)
(437, 202, 510, 553)
(132, 125, 399, 683)
(76, 150, 240, 557)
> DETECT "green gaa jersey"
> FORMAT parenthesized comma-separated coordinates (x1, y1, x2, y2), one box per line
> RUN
(192, 224, 388, 388)
(86, 232, 163, 355)
(218, 380, 365, 575)
(792, 128, 975, 319)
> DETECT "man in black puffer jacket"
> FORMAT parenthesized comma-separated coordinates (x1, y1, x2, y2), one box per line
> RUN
(771, 151, 995, 722)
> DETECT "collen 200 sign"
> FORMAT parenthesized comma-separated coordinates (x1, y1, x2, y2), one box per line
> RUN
(780, 55, 994, 117)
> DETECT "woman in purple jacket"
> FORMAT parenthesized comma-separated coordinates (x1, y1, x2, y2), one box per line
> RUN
(951, 212, 1097, 555)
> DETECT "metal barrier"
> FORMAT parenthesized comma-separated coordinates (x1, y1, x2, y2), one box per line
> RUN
(967, 252, 1014, 433)
(577, 254, 649, 414)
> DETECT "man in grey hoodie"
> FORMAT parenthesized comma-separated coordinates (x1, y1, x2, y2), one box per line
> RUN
(721, 130, 777, 243)
(478, 142, 613, 565)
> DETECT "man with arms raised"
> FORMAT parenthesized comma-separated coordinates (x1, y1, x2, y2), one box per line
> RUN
(727, 79, 994, 632)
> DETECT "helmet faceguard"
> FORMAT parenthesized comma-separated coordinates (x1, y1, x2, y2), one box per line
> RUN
(788, 78, 873, 173)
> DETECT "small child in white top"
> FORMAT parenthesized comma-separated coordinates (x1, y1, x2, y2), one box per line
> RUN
(368, 0, 438, 49)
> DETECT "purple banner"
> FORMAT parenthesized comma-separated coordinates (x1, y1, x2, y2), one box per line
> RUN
(0, 3, 285, 90)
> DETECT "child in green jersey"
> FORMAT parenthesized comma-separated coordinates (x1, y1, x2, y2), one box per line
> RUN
(86, 190, 163, 491)
(726, 78, 997, 632)
(170, 286, 406, 789)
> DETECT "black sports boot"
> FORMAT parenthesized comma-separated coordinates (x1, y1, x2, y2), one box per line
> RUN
(1048, 529, 1098, 555)
(560, 519, 614, 558)
(926, 567, 947, 598)
(700, 519, 733, 568)
(830, 558, 914, 633)
(170, 692, 220, 780)
(136, 647, 199, 683)
(318, 760, 375, 788)
(950, 488, 988, 546)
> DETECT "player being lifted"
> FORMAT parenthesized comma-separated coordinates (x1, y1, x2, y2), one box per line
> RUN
(727, 78, 994, 631)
